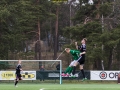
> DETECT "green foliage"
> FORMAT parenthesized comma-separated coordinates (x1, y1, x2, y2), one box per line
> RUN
(73, 0, 112, 24)
(0, 0, 120, 70)
(63, 21, 102, 40)
(0, 0, 53, 59)
(73, 4, 96, 23)
(0, 61, 10, 70)
(99, 2, 112, 16)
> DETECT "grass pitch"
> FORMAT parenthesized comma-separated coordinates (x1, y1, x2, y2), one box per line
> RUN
(0, 83, 120, 90)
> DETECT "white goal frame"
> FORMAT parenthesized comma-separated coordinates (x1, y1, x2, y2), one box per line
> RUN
(0, 60, 62, 84)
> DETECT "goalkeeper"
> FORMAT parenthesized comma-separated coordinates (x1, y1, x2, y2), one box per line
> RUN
(61, 48, 80, 77)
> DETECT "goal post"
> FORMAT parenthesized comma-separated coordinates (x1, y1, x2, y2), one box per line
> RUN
(0, 60, 62, 84)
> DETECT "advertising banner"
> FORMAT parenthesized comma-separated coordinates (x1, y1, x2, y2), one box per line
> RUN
(91, 71, 120, 80)
(0, 71, 16, 80)
(21, 71, 36, 80)
(0, 71, 36, 80)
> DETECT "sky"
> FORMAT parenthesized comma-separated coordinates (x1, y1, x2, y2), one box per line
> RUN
(68, 0, 94, 5)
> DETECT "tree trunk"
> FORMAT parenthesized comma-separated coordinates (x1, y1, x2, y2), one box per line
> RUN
(108, 49, 113, 70)
(54, 6, 59, 60)
(38, 19, 41, 60)
(49, 18, 53, 52)
(95, 0, 100, 19)
(94, 59, 102, 70)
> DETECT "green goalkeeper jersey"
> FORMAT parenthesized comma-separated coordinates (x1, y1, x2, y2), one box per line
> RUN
(70, 50, 80, 60)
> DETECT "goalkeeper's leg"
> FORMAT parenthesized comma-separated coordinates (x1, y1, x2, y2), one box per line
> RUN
(62, 61, 75, 76)
(68, 67, 73, 74)
(68, 60, 77, 74)
(64, 66, 71, 74)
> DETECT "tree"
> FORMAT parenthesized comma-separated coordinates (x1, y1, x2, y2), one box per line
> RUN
(0, 0, 52, 60)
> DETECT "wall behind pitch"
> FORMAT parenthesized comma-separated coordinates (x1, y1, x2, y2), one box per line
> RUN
(36, 70, 90, 80)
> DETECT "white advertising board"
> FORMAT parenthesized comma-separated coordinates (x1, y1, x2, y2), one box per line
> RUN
(91, 71, 120, 80)
(0, 71, 36, 80)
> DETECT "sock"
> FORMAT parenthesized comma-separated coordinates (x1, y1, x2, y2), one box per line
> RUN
(15, 81, 18, 86)
(68, 67, 73, 74)
(64, 66, 70, 74)
(72, 66, 76, 75)
(81, 69, 85, 78)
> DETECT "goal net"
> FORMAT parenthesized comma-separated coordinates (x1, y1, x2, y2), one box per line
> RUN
(0, 60, 62, 84)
